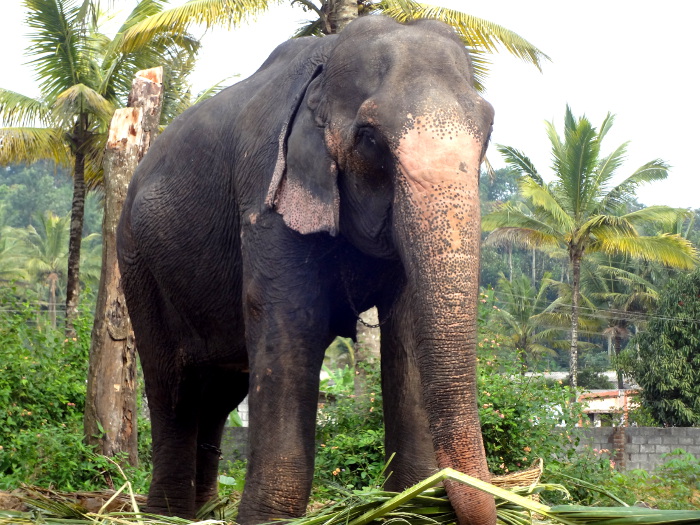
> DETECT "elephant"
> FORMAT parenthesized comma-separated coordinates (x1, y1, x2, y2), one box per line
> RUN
(117, 15, 495, 525)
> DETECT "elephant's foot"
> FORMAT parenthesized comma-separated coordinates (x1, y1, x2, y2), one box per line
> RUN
(147, 483, 197, 519)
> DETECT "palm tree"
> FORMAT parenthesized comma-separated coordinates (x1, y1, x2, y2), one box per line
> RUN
(123, 0, 550, 90)
(0, 205, 29, 283)
(482, 106, 698, 387)
(0, 0, 201, 335)
(494, 272, 560, 373)
(19, 212, 70, 328)
(586, 207, 695, 389)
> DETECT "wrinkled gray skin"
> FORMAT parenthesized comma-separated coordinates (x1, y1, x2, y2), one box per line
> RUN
(117, 16, 495, 525)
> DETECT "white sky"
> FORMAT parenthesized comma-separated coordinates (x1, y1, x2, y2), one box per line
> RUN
(1, 1, 698, 209)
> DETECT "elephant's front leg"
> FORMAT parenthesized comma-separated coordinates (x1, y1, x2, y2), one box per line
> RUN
(380, 287, 439, 490)
(237, 220, 332, 525)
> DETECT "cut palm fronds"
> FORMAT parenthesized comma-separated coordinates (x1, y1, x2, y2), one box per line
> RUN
(3, 465, 700, 525)
(549, 505, 700, 525)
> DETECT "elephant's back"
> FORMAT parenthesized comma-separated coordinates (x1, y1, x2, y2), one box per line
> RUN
(117, 35, 336, 353)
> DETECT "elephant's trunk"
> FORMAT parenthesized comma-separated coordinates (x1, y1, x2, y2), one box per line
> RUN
(392, 110, 496, 525)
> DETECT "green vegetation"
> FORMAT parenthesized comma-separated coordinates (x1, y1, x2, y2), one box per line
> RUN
(0, 0, 207, 332)
(483, 106, 697, 386)
(0, 287, 151, 492)
(624, 268, 700, 426)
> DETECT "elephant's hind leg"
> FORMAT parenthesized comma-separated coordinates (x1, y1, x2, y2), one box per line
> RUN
(123, 261, 199, 518)
(194, 370, 249, 510)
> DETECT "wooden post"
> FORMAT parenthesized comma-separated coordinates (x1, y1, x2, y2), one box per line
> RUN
(84, 67, 163, 466)
(354, 307, 380, 399)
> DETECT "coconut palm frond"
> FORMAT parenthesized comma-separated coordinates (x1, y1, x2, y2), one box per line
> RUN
(622, 205, 692, 231)
(83, 131, 108, 189)
(484, 227, 560, 251)
(518, 177, 573, 232)
(601, 159, 670, 212)
(378, 0, 549, 69)
(595, 234, 698, 270)
(528, 342, 558, 358)
(575, 215, 637, 246)
(121, 0, 276, 53)
(53, 83, 115, 127)
(374, 0, 548, 89)
(0, 127, 72, 165)
(482, 202, 563, 244)
(25, 0, 89, 100)
(0, 89, 50, 127)
(593, 141, 628, 206)
(292, 15, 324, 37)
(496, 145, 543, 185)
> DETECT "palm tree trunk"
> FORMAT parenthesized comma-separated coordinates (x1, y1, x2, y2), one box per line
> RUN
(531, 248, 536, 286)
(48, 272, 57, 329)
(569, 252, 581, 388)
(65, 148, 86, 337)
(613, 322, 626, 390)
(518, 341, 527, 375)
(508, 243, 513, 282)
(322, 0, 358, 34)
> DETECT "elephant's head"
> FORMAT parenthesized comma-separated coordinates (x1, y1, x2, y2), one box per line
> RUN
(266, 16, 495, 525)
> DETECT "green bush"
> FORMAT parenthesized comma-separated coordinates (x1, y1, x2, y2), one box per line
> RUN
(544, 445, 617, 506)
(601, 449, 700, 509)
(314, 364, 385, 493)
(313, 334, 587, 492)
(0, 287, 151, 492)
(625, 268, 700, 426)
(476, 336, 585, 475)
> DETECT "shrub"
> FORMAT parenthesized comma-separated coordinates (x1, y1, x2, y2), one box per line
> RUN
(602, 449, 700, 509)
(314, 364, 385, 493)
(477, 337, 585, 475)
(544, 445, 617, 506)
(0, 287, 151, 492)
(625, 268, 700, 426)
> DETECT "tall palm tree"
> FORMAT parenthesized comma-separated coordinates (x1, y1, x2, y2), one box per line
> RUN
(0, 0, 200, 335)
(482, 106, 697, 387)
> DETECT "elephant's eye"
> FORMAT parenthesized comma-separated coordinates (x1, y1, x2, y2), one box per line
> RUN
(355, 126, 384, 159)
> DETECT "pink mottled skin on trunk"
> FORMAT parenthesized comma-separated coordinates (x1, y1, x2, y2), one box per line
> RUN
(397, 115, 481, 197)
(393, 110, 496, 525)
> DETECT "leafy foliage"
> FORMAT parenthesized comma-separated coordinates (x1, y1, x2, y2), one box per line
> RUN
(589, 449, 700, 510)
(625, 268, 700, 426)
(483, 105, 697, 386)
(476, 337, 585, 474)
(314, 364, 385, 493)
(544, 445, 617, 506)
(0, 287, 150, 491)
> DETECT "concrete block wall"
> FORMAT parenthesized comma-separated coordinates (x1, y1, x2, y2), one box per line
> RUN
(221, 426, 700, 472)
(576, 427, 700, 471)
(623, 427, 700, 471)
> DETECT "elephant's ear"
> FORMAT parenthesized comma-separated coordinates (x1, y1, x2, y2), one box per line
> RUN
(265, 68, 339, 236)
